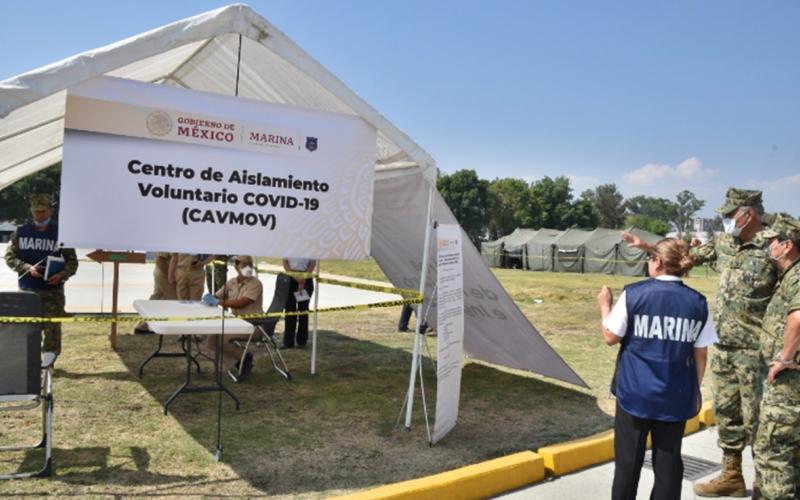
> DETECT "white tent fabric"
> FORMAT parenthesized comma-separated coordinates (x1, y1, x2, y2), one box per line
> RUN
(0, 4, 584, 387)
(0, 4, 435, 189)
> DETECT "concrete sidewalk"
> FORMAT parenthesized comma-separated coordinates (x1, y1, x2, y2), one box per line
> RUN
(497, 427, 754, 500)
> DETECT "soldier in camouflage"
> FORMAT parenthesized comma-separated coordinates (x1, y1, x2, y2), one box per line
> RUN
(4, 194, 79, 355)
(752, 214, 800, 500)
(691, 188, 778, 497)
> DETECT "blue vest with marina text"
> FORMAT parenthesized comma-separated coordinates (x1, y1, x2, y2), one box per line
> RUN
(616, 278, 707, 422)
(16, 222, 62, 290)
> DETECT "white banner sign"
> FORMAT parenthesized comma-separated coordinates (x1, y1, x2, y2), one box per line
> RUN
(59, 76, 376, 259)
(432, 223, 465, 444)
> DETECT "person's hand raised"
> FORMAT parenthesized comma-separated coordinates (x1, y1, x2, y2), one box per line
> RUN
(597, 285, 613, 311)
(620, 231, 645, 250)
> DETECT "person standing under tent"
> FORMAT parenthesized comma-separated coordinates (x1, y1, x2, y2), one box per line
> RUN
(201, 255, 263, 383)
(133, 251, 177, 334)
(4, 193, 79, 356)
(598, 237, 717, 500)
(170, 253, 213, 300)
(281, 257, 316, 349)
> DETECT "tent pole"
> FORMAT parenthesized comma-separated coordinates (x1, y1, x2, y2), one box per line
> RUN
(310, 259, 320, 375)
(404, 182, 435, 430)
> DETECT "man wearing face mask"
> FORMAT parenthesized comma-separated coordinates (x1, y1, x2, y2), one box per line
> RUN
(4, 193, 79, 356)
(689, 188, 778, 497)
(751, 214, 800, 500)
(200, 255, 263, 382)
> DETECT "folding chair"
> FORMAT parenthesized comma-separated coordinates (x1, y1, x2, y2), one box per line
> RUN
(232, 273, 293, 381)
(0, 292, 54, 479)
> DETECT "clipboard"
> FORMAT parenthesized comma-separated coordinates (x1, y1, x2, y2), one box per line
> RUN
(44, 255, 65, 281)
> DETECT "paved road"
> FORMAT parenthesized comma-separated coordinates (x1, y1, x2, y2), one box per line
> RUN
(0, 245, 400, 314)
(497, 427, 755, 500)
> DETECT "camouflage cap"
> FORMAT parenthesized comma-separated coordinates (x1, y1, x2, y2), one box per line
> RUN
(29, 193, 52, 211)
(762, 213, 800, 243)
(716, 187, 763, 216)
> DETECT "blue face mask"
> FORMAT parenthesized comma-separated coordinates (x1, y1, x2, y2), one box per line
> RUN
(34, 217, 51, 228)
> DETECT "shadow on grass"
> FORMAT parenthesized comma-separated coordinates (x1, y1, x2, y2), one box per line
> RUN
(108, 329, 612, 496)
(16, 446, 202, 486)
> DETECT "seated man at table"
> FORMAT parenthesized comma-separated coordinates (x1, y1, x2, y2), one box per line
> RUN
(200, 255, 263, 382)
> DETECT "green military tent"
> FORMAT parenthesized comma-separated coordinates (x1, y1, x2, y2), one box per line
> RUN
(487, 226, 664, 275)
(583, 228, 624, 274)
(500, 228, 539, 269)
(553, 229, 594, 273)
(480, 236, 505, 268)
(524, 228, 563, 271)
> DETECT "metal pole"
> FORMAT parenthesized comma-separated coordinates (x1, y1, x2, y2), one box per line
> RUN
(404, 182, 435, 430)
(111, 261, 119, 350)
(310, 259, 320, 375)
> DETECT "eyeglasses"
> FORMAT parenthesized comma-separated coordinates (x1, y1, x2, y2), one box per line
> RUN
(646, 253, 659, 261)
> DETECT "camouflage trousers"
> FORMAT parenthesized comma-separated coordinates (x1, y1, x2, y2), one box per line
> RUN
(753, 369, 800, 499)
(24, 286, 65, 355)
(711, 346, 765, 452)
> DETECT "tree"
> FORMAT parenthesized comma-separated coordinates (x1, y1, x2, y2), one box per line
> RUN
(566, 189, 599, 228)
(437, 169, 490, 245)
(674, 190, 705, 236)
(626, 195, 678, 223)
(528, 176, 574, 229)
(487, 177, 531, 239)
(625, 214, 670, 236)
(593, 183, 626, 229)
(0, 163, 61, 224)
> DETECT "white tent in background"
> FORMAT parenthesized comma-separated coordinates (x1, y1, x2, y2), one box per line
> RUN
(0, 5, 585, 400)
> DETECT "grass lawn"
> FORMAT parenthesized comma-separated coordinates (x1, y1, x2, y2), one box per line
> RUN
(0, 260, 719, 497)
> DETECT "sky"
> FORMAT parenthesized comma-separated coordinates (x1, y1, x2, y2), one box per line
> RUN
(2, 0, 799, 217)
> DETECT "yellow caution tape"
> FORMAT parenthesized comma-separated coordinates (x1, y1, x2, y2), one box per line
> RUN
(0, 269, 423, 324)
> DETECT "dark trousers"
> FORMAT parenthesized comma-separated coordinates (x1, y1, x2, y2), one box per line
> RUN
(397, 304, 428, 333)
(398, 304, 413, 331)
(283, 279, 314, 347)
(612, 402, 686, 500)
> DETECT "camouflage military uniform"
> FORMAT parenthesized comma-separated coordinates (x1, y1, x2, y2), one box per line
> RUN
(691, 230, 778, 453)
(4, 196, 79, 354)
(753, 216, 800, 499)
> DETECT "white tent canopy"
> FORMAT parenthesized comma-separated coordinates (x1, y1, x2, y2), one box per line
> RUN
(0, 4, 585, 388)
(0, 4, 436, 189)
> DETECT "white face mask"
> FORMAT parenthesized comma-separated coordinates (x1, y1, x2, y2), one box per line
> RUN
(769, 240, 788, 262)
(722, 208, 748, 237)
(240, 266, 254, 278)
(34, 217, 51, 228)
(722, 217, 741, 237)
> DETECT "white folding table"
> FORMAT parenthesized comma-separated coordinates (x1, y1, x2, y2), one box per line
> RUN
(133, 300, 254, 414)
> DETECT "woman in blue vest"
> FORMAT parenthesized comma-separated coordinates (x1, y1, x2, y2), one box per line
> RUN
(598, 237, 717, 500)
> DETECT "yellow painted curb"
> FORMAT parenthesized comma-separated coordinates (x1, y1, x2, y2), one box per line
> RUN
(684, 415, 701, 435)
(538, 430, 615, 476)
(699, 401, 715, 426)
(331, 451, 544, 500)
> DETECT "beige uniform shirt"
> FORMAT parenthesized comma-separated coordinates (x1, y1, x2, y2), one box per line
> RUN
(215, 276, 263, 316)
(176, 253, 201, 269)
